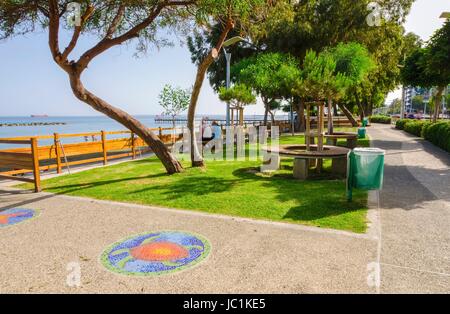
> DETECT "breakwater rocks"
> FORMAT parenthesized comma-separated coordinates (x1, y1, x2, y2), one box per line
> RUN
(0, 122, 67, 127)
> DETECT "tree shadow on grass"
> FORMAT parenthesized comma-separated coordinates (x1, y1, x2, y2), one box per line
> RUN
(128, 175, 240, 199)
(281, 193, 366, 222)
(44, 172, 167, 194)
(232, 166, 367, 223)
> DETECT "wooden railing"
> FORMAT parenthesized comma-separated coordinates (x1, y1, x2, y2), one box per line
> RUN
(0, 118, 358, 192)
(0, 138, 41, 192)
(0, 127, 181, 193)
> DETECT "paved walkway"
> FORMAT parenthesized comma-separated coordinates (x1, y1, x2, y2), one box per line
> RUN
(0, 124, 448, 293)
(369, 124, 449, 293)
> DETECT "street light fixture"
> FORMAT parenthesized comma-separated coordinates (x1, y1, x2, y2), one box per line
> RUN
(223, 36, 245, 47)
(223, 36, 244, 126)
(439, 12, 450, 19)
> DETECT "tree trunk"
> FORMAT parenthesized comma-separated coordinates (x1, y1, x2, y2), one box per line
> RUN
(263, 99, 269, 126)
(69, 74, 183, 174)
(366, 101, 373, 117)
(327, 97, 333, 135)
(355, 93, 365, 122)
(338, 103, 359, 127)
(268, 110, 275, 123)
(188, 20, 234, 168)
(294, 99, 306, 132)
(433, 86, 445, 123)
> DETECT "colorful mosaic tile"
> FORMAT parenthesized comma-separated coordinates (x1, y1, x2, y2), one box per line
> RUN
(0, 208, 38, 228)
(101, 231, 211, 276)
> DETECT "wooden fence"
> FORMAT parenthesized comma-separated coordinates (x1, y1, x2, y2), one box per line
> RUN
(0, 127, 181, 193)
(0, 138, 41, 192)
(0, 118, 357, 193)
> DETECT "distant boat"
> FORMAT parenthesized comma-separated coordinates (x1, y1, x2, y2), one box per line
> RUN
(31, 115, 49, 118)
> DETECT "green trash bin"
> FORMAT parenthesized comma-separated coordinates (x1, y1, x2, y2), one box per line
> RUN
(362, 117, 369, 127)
(358, 127, 366, 139)
(347, 148, 385, 201)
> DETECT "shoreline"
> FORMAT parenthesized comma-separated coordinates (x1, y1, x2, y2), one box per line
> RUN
(0, 122, 67, 127)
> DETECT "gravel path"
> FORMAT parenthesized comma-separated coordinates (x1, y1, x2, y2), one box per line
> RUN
(0, 124, 448, 293)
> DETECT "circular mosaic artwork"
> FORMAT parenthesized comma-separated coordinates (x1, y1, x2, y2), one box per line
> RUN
(101, 231, 211, 276)
(0, 208, 38, 228)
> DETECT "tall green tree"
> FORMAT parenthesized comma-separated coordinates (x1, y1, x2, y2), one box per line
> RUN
(232, 52, 300, 124)
(424, 20, 450, 122)
(401, 21, 450, 122)
(411, 95, 424, 112)
(293, 43, 374, 133)
(187, 21, 259, 92)
(158, 84, 191, 129)
(218, 83, 256, 125)
(387, 98, 402, 114)
(324, 42, 375, 132)
(0, 0, 197, 174)
(252, 0, 414, 125)
(186, 0, 264, 168)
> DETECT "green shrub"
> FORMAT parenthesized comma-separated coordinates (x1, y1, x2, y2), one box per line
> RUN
(395, 119, 410, 130)
(403, 120, 430, 137)
(422, 121, 450, 152)
(421, 122, 432, 137)
(369, 115, 391, 124)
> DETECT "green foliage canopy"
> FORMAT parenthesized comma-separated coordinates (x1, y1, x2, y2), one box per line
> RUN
(158, 84, 191, 118)
(233, 52, 300, 101)
(425, 20, 450, 87)
(218, 83, 256, 107)
(294, 42, 374, 102)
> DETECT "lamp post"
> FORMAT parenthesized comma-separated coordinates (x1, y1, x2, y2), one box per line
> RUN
(397, 60, 406, 118)
(223, 36, 244, 126)
(436, 12, 450, 119)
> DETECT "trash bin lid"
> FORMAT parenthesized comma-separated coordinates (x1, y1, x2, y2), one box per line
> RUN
(353, 147, 385, 155)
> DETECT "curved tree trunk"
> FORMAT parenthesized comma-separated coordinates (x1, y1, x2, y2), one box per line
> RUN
(187, 64, 207, 168)
(268, 110, 275, 123)
(69, 74, 183, 174)
(188, 20, 234, 168)
(338, 103, 359, 127)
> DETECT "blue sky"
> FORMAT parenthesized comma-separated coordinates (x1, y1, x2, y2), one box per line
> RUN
(0, 0, 449, 116)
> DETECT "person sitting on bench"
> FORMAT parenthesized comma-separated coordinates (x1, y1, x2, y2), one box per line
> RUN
(211, 121, 222, 140)
(202, 122, 214, 142)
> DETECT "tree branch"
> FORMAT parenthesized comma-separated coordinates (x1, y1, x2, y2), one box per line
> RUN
(104, 4, 125, 39)
(48, 0, 61, 62)
(61, 4, 95, 61)
(70, 0, 196, 73)
(167, 0, 196, 5)
(75, 4, 165, 72)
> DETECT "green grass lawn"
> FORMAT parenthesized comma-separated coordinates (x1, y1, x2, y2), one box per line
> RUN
(21, 132, 370, 233)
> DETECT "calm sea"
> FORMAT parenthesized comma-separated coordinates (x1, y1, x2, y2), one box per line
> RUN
(0, 114, 282, 148)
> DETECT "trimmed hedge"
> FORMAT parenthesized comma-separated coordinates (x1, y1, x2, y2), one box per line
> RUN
(403, 120, 431, 137)
(422, 121, 450, 153)
(370, 115, 391, 124)
(396, 119, 450, 152)
(395, 119, 410, 130)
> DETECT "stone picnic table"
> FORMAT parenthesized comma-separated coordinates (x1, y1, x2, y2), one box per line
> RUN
(265, 144, 350, 180)
(308, 132, 358, 149)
